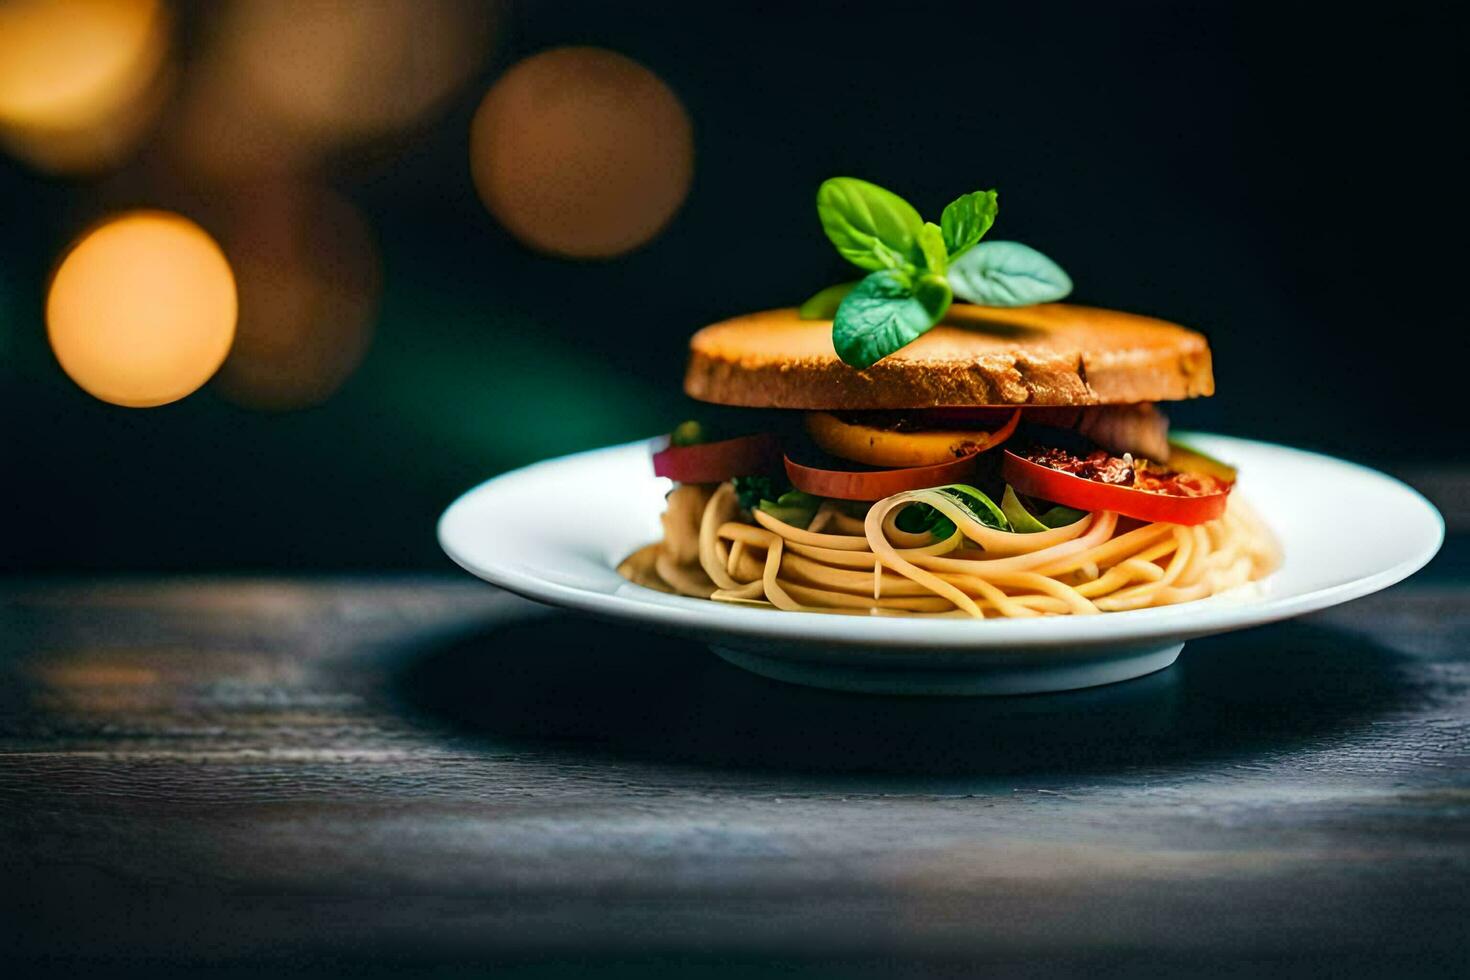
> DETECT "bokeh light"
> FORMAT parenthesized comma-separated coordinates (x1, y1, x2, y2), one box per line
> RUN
(47, 211, 237, 408)
(470, 46, 694, 259)
(0, 0, 171, 174)
(211, 184, 381, 411)
(178, 0, 493, 180)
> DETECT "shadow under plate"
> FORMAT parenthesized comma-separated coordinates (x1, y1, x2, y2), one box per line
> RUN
(391, 612, 1416, 780)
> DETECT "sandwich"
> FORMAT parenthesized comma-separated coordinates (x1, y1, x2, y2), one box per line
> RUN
(619, 178, 1276, 617)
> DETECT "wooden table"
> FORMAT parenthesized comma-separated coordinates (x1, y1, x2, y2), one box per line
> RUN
(3, 568, 1468, 977)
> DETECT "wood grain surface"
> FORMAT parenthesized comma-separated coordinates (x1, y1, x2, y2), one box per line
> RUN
(2, 574, 1468, 978)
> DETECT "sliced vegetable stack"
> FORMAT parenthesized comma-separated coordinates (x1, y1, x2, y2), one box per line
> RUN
(650, 406, 1237, 531)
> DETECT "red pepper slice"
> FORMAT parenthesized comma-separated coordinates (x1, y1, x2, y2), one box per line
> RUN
(652, 433, 781, 484)
(784, 452, 981, 501)
(1002, 449, 1232, 525)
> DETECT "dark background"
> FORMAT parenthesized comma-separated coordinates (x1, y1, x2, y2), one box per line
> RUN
(3, 0, 1464, 573)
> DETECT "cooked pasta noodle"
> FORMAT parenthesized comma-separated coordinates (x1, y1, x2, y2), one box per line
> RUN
(617, 481, 1278, 618)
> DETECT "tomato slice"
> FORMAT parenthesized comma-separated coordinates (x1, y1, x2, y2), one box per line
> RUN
(784, 452, 980, 501)
(653, 434, 780, 484)
(1002, 449, 1231, 525)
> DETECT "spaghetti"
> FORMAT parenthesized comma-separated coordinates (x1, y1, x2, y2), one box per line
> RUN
(618, 482, 1278, 618)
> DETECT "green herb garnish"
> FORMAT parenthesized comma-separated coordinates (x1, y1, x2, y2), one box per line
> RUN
(895, 503, 956, 540)
(731, 475, 823, 528)
(895, 485, 1012, 540)
(947, 241, 1073, 308)
(757, 489, 822, 529)
(937, 485, 1010, 530)
(801, 177, 1072, 368)
(732, 475, 783, 511)
(939, 190, 998, 257)
(815, 177, 928, 271)
(829, 269, 953, 370)
(797, 281, 858, 319)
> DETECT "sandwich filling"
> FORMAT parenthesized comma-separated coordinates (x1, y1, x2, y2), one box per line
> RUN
(619, 405, 1277, 618)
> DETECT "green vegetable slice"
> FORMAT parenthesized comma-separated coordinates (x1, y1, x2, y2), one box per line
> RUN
(1002, 485, 1088, 533)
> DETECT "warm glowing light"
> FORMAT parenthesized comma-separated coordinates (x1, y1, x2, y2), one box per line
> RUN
(0, 0, 171, 173)
(178, 0, 493, 179)
(470, 46, 694, 258)
(231, 0, 492, 137)
(212, 184, 381, 411)
(47, 212, 238, 408)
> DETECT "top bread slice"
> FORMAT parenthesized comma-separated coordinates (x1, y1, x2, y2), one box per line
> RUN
(684, 303, 1214, 409)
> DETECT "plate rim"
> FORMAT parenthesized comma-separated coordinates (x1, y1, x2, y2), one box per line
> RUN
(437, 433, 1445, 650)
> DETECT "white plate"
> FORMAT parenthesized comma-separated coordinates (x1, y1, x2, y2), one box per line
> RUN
(438, 434, 1443, 695)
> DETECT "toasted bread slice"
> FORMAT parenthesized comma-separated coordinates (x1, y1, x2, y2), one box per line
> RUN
(684, 303, 1214, 409)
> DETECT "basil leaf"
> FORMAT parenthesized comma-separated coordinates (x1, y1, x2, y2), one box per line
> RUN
(816, 177, 925, 273)
(897, 486, 1009, 539)
(934, 484, 1010, 531)
(798, 281, 859, 320)
(758, 489, 822, 529)
(732, 475, 783, 511)
(947, 240, 1073, 307)
(831, 270, 952, 370)
(1002, 485, 1087, 531)
(939, 189, 998, 257)
(895, 503, 955, 540)
(917, 222, 949, 274)
(895, 503, 935, 533)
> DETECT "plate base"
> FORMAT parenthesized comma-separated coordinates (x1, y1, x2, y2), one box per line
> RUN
(711, 642, 1185, 696)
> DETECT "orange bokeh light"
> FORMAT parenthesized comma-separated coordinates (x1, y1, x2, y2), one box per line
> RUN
(177, 0, 494, 180)
(470, 46, 694, 259)
(47, 211, 238, 407)
(211, 184, 381, 411)
(0, 0, 171, 173)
